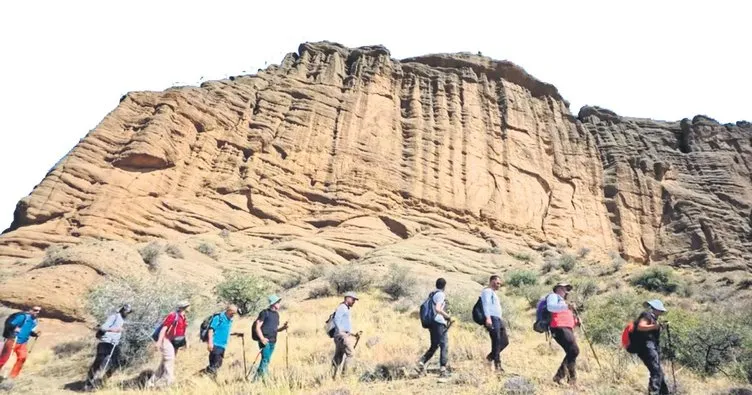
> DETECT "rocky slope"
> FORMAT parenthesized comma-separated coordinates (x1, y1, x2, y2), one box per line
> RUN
(0, 41, 750, 318)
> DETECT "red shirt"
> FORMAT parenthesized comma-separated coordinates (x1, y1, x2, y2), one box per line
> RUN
(161, 311, 187, 339)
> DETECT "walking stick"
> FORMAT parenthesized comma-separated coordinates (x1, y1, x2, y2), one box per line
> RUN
(244, 349, 263, 380)
(573, 308, 602, 369)
(27, 336, 39, 354)
(333, 331, 362, 380)
(665, 323, 678, 394)
(285, 332, 289, 371)
(241, 335, 247, 376)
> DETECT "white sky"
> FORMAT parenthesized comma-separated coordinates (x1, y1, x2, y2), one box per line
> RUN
(0, 1, 749, 231)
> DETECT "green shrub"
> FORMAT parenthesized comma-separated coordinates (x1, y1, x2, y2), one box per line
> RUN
(581, 291, 644, 346)
(667, 310, 746, 376)
(558, 254, 578, 272)
(446, 293, 476, 324)
(609, 251, 625, 273)
(506, 270, 538, 288)
(164, 244, 184, 259)
(327, 265, 373, 294)
(306, 265, 328, 281)
(540, 259, 558, 274)
(571, 278, 600, 308)
(380, 264, 417, 300)
(196, 242, 219, 260)
(630, 266, 684, 294)
(215, 273, 274, 316)
(280, 276, 302, 290)
(87, 276, 192, 366)
(509, 251, 533, 262)
(308, 285, 335, 299)
(138, 241, 162, 271)
(512, 284, 549, 309)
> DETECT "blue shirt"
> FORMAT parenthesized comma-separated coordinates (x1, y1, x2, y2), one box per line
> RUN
(209, 313, 233, 348)
(481, 288, 502, 319)
(333, 303, 352, 333)
(546, 293, 568, 313)
(10, 313, 38, 344)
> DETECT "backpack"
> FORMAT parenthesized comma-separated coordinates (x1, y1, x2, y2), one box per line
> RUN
(3, 312, 26, 339)
(533, 295, 552, 333)
(472, 297, 485, 326)
(419, 291, 438, 328)
(621, 321, 638, 353)
(324, 304, 343, 338)
(251, 310, 267, 341)
(199, 312, 222, 343)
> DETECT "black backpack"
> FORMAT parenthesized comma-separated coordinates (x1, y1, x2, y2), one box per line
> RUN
(3, 312, 26, 339)
(472, 297, 485, 326)
(199, 312, 222, 342)
(419, 291, 438, 329)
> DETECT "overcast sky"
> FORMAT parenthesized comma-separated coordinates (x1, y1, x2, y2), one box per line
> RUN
(0, 1, 749, 230)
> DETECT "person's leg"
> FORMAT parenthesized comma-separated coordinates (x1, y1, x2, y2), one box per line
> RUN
(85, 343, 111, 385)
(104, 345, 121, 379)
(256, 342, 276, 378)
(486, 321, 498, 363)
(332, 336, 344, 371)
(0, 339, 15, 369)
(161, 341, 176, 386)
(562, 328, 579, 383)
(638, 346, 665, 395)
(420, 325, 440, 364)
(551, 328, 569, 382)
(438, 324, 448, 369)
(498, 320, 510, 353)
(9, 343, 27, 378)
(207, 347, 223, 377)
(339, 334, 356, 376)
(490, 317, 503, 369)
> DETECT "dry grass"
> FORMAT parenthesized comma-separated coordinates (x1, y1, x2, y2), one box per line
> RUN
(3, 289, 745, 395)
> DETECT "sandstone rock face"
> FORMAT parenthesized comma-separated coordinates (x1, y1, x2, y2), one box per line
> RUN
(1, 41, 750, 277)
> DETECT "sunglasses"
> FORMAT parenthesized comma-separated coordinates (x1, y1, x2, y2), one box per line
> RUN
(32, 309, 41, 313)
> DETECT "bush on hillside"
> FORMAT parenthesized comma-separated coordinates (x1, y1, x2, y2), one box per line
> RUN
(559, 253, 578, 272)
(308, 285, 336, 299)
(87, 276, 192, 366)
(327, 265, 373, 294)
(509, 251, 534, 262)
(609, 251, 626, 273)
(540, 258, 558, 274)
(380, 264, 417, 300)
(215, 273, 274, 316)
(138, 242, 162, 271)
(630, 266, 684, 294)
(512, 284, 550, 309)
(164, 244, 184, 259)
(196, 242, 219, 260)
(506, 270, 538, 288)
(581, 291, 644, 346)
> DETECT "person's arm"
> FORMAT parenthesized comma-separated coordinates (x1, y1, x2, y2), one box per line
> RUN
(207, 315, 218, 351)
(11, 315, 25, 334)
(101, 314, 122, 333)
(255, 320, 266, 344)
(636, 316, 660, 332)
(481, 289, 493, 327)
(434, 293, 450, 320)
(546, 293, 567, 313)
(278, 321, 289, 332)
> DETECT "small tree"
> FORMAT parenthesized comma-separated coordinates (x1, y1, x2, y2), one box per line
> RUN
(506, 270, 538, 288)
(215, 273, 274, 316)
(380, 264, 417, 300)
(87, 276, 192, 366)
(631, 266, 684, 294)
(327, 265, 373, 294)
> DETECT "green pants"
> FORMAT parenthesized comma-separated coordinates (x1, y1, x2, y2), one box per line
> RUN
(255, 341, 276, 378)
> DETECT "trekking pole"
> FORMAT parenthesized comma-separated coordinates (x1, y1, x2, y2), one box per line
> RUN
(97, 343, 117, 383)
(241, 335, 247, 376)
(666, 323, 678, 394)
(285, 332, 289, 371)
(27, 337, 39, 354)
(333, 331, 362, 380)
(244, 350, 263, 380)
(573, 308, 602, 369)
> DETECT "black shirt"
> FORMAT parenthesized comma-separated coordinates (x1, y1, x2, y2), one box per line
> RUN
(632, 311, 660, 348)
(256, 309, 280, 343)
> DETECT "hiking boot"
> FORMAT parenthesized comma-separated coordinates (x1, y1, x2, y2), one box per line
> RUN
(438, 367, 451, 378)
(414, 360, 427, 375)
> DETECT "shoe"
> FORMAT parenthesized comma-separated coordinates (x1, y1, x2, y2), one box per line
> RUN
(438, 367, 451, 378)
(414, 360, 427, 375)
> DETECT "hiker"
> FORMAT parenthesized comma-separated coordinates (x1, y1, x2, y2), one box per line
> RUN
(253, 295, 289, 380)
(481, 275, 508, 372)
(149, 301, 190, 388)
(204, 304, 238, 378)
(547, 282, 580, 386)
(0, 306, 41, 380)
(633, 299, 670, 395)
(331, 292, 358, 377)
(84, 304, 131, 389)
(416, 278, 452, 377)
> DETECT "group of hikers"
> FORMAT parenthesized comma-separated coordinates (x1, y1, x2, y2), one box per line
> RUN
(1, 275, 673, 395)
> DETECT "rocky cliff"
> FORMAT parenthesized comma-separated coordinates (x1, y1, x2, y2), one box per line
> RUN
(2, 41, 750, 274)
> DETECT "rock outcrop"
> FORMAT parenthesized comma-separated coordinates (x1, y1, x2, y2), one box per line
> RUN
(1, 41, 750, 276)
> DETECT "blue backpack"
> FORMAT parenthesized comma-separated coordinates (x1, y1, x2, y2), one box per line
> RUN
(533, 294, 552, 333)
(419, 291, 438, 328)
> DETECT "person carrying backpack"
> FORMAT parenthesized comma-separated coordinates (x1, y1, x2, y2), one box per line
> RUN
(252, 295, 289, 381)
(547, 282, 580, 387)
(203, 304, 238, 378)
(0, 306, 41, 380)
(84, 304, 131, 390)
(632, 299, 670, 395)
(481, 275, 508, 372)
(331, 292, 358, 378)
(416, 278, 452, 378)
(148, 301, 190, 388)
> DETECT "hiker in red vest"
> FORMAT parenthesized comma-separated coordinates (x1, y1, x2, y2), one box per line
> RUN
(546, 282, 580, 387)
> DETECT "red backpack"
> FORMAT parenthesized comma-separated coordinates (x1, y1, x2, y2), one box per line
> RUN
(621, 321, 638, 353)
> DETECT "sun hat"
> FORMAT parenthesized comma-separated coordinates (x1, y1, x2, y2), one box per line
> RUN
(344, 291, 359, 300)
(645, 299, 667, 312)
(268, 294, 282, 306)
(177, 300, 191, 309)
(553, 282, 573, 292)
